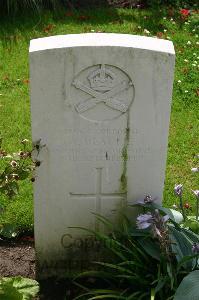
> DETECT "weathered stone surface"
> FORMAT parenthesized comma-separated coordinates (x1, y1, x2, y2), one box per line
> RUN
(29, 33, 175, 277)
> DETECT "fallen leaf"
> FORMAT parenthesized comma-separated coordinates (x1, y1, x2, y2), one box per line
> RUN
(182, 67, 189, 74)
(3, 75, 9, 81)
(43, 24, 55, 33)
(157, 32, 163, 38)
(65, 11, 73, 17)
(77, 15, 90, 21)
(23, 79, 29, 84)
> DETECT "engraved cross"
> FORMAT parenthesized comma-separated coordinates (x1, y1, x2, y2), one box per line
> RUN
(69, 168, 126, 230)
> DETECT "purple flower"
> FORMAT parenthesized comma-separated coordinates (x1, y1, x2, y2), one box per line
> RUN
(136, 213, 153, 229)
(162, 215, 170, 223)
(192, 243, 199, 254)
(137, 195, 156, 205)
(174, 184, 183, 197)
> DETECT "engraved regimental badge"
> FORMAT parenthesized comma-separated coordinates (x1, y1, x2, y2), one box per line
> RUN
(71, 64, 135, 121)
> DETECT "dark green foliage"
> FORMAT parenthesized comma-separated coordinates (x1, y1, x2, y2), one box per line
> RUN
(0, 0, 61, 16)
(0, 276, 39, 300)
(146, 0, 196, 8)
(74, 204, 199, 299)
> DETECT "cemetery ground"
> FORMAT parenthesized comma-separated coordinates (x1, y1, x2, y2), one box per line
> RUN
(0, 4, 198, 300)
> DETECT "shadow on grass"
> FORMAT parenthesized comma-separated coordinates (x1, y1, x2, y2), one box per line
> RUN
(0, 5, 173, 49)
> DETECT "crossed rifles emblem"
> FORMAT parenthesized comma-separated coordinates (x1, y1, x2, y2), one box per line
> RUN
(73, 65, 133, 113)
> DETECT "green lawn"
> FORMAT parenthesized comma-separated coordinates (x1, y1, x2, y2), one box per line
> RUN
(0, 7, 198, 231)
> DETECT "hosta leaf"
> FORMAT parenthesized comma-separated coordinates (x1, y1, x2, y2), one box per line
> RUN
(169, 226, 193, 269)
(137, 237, 160, 261)
(0, 277, 39, 300)
(180, 227, 199, 243)
(174, 270, 199, 300)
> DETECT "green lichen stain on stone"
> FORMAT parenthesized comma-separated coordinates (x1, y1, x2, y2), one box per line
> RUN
(120, 126, 130, 193)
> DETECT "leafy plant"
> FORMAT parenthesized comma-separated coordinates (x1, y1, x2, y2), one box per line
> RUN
(73, 198, 199, 299)
(0, 138, 42, 238)
(174, 270, 199, 300)
(0, 276, 39, 300)
(173, 155, 199, 233)
(0, 0, 61, 16)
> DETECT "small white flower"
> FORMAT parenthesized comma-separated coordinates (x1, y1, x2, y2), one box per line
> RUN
(187, 41, 191, 45)
(170, 18, 173, 21)
(163, 29, 167, 32)
(90, 29, 95, 32)
(185, 90, 189, 93)
(167, 36, 171, 40)
(192, 64, 197, 67)
(185, 22, 188, 25)
(138, 26, 141, 29)
(172, 21, 176, 25)
(192, 190, 199, 198)
(0, 94, 3, 96)
(197, 57, 199, 60)
(192, 29, 196, 32)
(184, 59, 188, 62)
(21, 139, 29, 144)
(196, 42, 199, 45)
(177, 80, 182, 83)
(191, 167, 199, 172)
(172, 204, 178, 209)
(144, 29, 150, 34)
(163, 17, 166, 20)
(196, 35, 198, 38)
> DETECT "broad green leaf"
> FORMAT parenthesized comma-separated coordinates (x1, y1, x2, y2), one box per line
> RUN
(174, 270, 199, 300)
(169, 226, 193, 269)
(137, 237, 160, 261)
(0, 277, 39, 300)
(180, 227, 199, 243)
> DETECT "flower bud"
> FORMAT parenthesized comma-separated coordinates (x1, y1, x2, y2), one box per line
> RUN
(174, 184, 183, 197)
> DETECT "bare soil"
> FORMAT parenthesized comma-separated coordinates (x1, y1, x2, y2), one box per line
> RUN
(0, 240, 35, 278)
(0, 240, 71, 299)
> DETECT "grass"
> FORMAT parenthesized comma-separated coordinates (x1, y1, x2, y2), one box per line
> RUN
(0, 6, 198, 231)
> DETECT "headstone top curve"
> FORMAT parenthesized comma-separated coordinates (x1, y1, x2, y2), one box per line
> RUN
(29, 33, 175, 55)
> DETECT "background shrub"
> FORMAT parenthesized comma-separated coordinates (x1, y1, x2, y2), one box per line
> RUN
(0, 0, 197, 16)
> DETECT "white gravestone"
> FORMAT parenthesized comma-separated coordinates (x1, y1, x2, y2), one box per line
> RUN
(29, 33, 175, 276)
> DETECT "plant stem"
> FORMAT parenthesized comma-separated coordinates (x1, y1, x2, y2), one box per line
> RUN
(196, 198, 199, 221)
(151, 288, 155, 300)
(179, 195, 186, 221)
